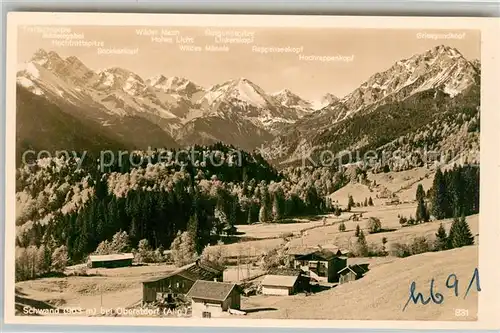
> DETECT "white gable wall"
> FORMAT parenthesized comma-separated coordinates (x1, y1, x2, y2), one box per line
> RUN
(262, 285, 291, 296)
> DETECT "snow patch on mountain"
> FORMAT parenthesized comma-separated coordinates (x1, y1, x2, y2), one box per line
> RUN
(101, 73, 115, 87)
(17, 77, 44, 95)
(18, 62, 41, 79)
(235, 79, 267, 107)
(312, 93, 339, 110)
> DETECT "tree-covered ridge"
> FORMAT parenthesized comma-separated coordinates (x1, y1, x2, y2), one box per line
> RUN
(15, 143, 349, 266)
(298, 86, 480, 169)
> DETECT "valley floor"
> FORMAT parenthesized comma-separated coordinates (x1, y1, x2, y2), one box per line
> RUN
(14, 188, 480, 321)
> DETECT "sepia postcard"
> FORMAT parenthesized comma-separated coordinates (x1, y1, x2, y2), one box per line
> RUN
(3, 12, 500, 330)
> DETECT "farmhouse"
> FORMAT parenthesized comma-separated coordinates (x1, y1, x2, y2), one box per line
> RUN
(87, 253, 134, 268)
(186, 280, 240, 318)
(141, 260, 223, 304)
(292, 249, 347, 283)
(287, 246, 318, 262)
(338, 264, 368, 284)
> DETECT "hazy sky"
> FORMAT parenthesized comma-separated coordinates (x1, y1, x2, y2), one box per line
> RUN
(17, 26, 480, 100)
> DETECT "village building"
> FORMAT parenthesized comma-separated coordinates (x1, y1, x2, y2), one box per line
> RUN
(338, 264, 369, 284)
(87, 253, 134, 269)
(186, 280, 241, 318)
(141, 260, 223, 304)
(261, 268, 309, 296)
(292, 249, 347, 283)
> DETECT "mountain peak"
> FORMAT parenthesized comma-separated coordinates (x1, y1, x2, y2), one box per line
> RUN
(237, 77, 251, 83)
(32, 48, 48, 59)
(29, 49, 66, 71)
(274, 88, 294, 95)
(65, 55, 85, 65)
(337, 45, 477, 109)
(147, 74, 168, 86)
(147, 75, 201, 97)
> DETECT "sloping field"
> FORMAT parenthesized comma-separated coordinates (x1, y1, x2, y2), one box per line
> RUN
(330, 183, 377, 207)
(331, 167, 436, 206)
(286, 213, 478, 252)
(243, 245, 479, 320)
(368, 167, 434, 197)
(15, 264, 177, 313)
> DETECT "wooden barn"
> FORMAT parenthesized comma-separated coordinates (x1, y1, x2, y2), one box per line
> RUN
(261, 268, 309, 296)
(186, 280, 240, 318)
(261, 274, 300, 296)
(87, 253, 134, 268)
(141, 260, 223, 304)
(338, 264, 368, 284)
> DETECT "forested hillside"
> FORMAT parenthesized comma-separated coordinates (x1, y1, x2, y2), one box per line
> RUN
(15, 144, 349, 264)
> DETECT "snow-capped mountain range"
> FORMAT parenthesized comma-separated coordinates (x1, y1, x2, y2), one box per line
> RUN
(318, 44, 480, 122)
(17, 45, 479, 158)
(264, 45, 480, 164)
(17, 49, 321, 150)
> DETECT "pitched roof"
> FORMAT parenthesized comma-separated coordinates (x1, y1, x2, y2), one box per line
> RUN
(287, 247, 317, 256)
(142, 261, 223, 283)
(261, 274, 298, 288)
(88, 253, 134, 262)
(295, 249, 336, 261)
(338, 266, 356, 275)
(350, 264, 368, 275)
(267, 267, 301, 276)
(186, 281, 237, 302)
(339, 264, 367, 276)
(321, 245, 350, 256)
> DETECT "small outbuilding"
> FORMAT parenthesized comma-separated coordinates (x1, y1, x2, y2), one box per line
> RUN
(338, 264, 368, 284)
(87, 253, 134, 268)
(141, 260, 223, 304)
(261, 274, 300, 296)
(186, 280, 240, 318)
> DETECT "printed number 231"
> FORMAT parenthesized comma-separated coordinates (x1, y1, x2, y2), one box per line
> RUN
(455, 309, 469, 317)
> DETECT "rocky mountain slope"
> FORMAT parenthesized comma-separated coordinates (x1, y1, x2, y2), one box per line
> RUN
(17, 50, 313, 151)
(16, 45, 480, 168)
(264, 45, 480, 168)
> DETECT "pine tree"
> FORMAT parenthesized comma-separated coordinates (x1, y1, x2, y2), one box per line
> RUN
(260, 184, 272, 220)
(431, 169, 449, 220)
(381, 237, 388, 255)
(347, 195, 355, 211)
(434, 223, 449, 251)
(187, 213, 200, 253)
(416, 197, 429, 222)
(355, 224, 361, 237)
(450, 215, 475, 248)
(338, 222, 346, 232)
(228, 199, 238, 229)
(364, 198, 368, 207)
(416, 184, 426, 202)
(356, 230, 369, 256)
(368, 197, 374, 206)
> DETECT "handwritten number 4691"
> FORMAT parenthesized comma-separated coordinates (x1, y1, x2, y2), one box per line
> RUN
(403, 268, 481, 311)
